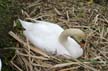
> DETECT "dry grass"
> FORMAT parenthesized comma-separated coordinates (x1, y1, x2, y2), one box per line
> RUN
(9, 0, 108, 71)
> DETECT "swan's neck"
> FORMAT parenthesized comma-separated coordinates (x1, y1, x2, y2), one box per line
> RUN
(59, 29, 84, 58)
(59, 29, 79, 44)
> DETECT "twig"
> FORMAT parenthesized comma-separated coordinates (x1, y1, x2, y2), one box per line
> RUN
(54, 8, 62, 16)
(59, 66, 80, 71)
(11, 61, 23, 71)
(52, 62, 80, 68)
(26, 0, 40, 9)
(8, 31, 49, 58)
(21, 10, 31, 18)
(66, 11, 70, 22)
(16, 51, 48, 60)
(32, 63, 52, 68)
(93, 14, 99, 25)
(73, 59, 99, 71)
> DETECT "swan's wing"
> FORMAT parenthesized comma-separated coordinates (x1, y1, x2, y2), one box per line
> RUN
(24, 21, 64, 39)
(23, 21, 71, 56)
(33, 21, 64, 34)
(24, 22, 63, 50)
(19, 19, 33, 29)
(24, 30, 70, 55)
(19, 19, 64, 34)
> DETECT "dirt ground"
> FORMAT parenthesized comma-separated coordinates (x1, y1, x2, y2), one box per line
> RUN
(0, 0, 108, 71)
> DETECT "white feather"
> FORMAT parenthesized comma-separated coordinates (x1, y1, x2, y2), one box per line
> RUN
(0, 59, 2, 71)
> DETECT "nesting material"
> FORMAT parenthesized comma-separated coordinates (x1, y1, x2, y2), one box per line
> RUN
(9, 0, 108, 71)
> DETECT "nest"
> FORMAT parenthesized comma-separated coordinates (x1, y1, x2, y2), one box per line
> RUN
(9, 0, 108, 71)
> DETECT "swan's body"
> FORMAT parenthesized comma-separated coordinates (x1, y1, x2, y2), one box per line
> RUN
(0, 59, 2, 71)
(19, 19, 85, 59)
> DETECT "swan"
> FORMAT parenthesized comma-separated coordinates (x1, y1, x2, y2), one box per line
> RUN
(19, 19, 86, 59)
(0, 58, 2, 71)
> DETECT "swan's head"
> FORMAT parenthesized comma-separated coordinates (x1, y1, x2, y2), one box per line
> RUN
(59, 28, 86, 47)
(71, 29, 86, 44)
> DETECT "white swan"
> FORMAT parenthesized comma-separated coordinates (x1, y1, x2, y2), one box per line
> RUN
(19, 19, 86, 59)
(0, 58, 2, 71)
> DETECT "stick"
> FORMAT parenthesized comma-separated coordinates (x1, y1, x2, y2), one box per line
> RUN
(9, 31, 49, 58)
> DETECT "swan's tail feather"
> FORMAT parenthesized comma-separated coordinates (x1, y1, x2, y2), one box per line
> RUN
(18, 19, 32, 30)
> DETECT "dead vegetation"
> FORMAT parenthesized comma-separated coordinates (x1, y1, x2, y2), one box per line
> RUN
(9, 0, 108, 71)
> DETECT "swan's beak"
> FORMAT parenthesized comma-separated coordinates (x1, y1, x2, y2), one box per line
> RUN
(80, 39, 85, 48)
